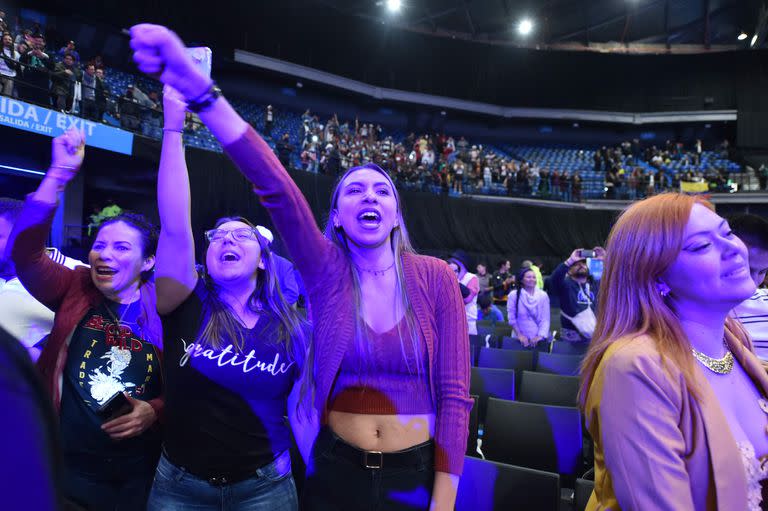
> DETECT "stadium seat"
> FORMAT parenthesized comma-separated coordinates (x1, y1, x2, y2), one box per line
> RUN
(483, 398, 583, 483)
(574, 469, 595, 511)
(469, 367, 516, 424)
(536, 352, 583, 376)
(552, 341, 589, 355)
(518, 371, 580, 407)
(456, 456, 560, 511)
(477, 348, 535, 387)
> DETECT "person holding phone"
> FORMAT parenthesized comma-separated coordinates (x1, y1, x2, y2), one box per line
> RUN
(549, 247, 605, 345)
(8, 129, 164, 510)
(129, 24, 471, 511)
(146, 86, 308, 510)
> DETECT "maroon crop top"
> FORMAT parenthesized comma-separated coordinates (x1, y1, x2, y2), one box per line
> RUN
(329, 317, 434, 415)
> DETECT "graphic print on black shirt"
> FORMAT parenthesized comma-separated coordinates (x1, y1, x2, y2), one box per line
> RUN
(161, 279, 299, 479)
(59, 299, 162, 468)
(67, 301, 161, 409)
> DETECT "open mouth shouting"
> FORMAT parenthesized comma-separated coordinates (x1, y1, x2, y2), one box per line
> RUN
(220, 251, 242, 264)
(94, 265, 118, 281)
(357, 208, 382, 230)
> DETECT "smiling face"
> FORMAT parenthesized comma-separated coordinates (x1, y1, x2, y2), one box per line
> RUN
(662, 203, 756, 311)
(205, 220, 262, 285)
(521, 269, 537, 290)
(89, 221, 153, 299)
(333, 167, 399, 249)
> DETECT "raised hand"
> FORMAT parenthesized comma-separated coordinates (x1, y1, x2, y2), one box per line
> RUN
(129, 24, 209, 102)
(49, 127, 85, 182)
(593, 246, 607, 260)
(162, 84, 187, 131)
(566, 248, 585, 266)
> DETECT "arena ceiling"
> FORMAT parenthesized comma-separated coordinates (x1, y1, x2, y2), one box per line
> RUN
(309, 0, 765, 52)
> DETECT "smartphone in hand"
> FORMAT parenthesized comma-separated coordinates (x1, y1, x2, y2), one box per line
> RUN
(186, 47, 212, 78)
(97, 392, 132, 422)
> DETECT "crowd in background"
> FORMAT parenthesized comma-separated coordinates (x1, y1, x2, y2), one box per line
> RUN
(0, 9, 750, 206)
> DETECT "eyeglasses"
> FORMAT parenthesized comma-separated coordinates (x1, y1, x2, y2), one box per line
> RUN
(204, 228, 258, 242)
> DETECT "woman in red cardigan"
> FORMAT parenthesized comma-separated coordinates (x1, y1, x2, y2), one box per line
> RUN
(130, 24, 471, 511)
(8, 129, 163, 510)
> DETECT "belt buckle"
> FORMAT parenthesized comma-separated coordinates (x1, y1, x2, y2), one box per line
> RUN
(363, 450, 383, 469)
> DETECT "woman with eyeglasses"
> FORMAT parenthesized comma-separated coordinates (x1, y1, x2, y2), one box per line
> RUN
(145, 86, 308, 510)
(131, 25, 471, 511)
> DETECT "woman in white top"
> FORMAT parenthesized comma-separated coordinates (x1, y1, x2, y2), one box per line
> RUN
(0, 33, 20, 96)
(507, 267, 550, 347)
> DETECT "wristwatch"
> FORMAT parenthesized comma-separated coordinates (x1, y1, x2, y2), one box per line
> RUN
(187, 83, 222, 113)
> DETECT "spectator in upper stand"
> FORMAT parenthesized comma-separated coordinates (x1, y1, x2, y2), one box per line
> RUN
(264, 104, 273, 138)
(572, 171, 582, 202)
(94, 67, 108, 121)
(448, 250, 479, 335)
(118, 85, 142, 131)
(0, 33, 20, 97)
(276, 132, 293, 169)
(14, 28, 30, 49)
(57, 40, 79, 62)
(507, 266, 550, 348)
(80, 63, 103, 121)
(550, 247, 605, 345)
(421, 144, 435, 170)
(730, 214, 768, 361)
(477, 294, 504, 326)
(50, 52, 80, 111)
(26, 35, 50, 69)
(141, 89, 163, 136)
(325, 143, 341, 175)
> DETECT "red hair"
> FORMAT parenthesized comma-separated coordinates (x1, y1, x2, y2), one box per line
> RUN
(579, 193, 748, 407)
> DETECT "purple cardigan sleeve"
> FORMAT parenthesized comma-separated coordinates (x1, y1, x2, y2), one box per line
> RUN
(433, 261, 473, 474)
(9, 197, 77, 312)
(222, 128, 337, 290)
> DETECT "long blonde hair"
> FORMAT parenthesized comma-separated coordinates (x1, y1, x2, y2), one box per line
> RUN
(299, 163, 422, 414)
(578, 193, 748, 408)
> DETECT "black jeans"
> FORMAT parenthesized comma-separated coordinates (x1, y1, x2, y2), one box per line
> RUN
(301, 427, 434, 511)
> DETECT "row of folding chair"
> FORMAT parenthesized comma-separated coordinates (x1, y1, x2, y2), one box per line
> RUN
(474, 347, 583, 377)
(456, 456, 595, 511)
(470, 368, 579, 423)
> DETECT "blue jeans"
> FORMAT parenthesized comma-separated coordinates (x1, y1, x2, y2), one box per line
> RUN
(147, 450, 298, 511)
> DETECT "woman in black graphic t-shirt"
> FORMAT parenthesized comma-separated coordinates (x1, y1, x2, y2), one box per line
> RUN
(146, 87, 308, 511)
(9, 130, 163, 511)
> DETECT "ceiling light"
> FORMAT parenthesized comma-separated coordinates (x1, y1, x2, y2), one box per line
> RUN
(386, 0, 401, 12)
(518, 19, 533, 36)
(738, 32, 748, 41)
(751, 34, 758, 47)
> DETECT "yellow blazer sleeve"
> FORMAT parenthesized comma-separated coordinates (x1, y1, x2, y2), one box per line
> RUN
(593, 346, 695, 511)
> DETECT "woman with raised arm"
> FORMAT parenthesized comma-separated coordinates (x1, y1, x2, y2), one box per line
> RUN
(130, 24, 472, 511)
(8, 129, 163, 510)
(145, 87, 308, 511)
(580, 193, 768, 510)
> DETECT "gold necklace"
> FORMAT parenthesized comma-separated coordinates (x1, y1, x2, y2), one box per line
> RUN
(353, 260, 395, 277)
(691, 341, 734, 375)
